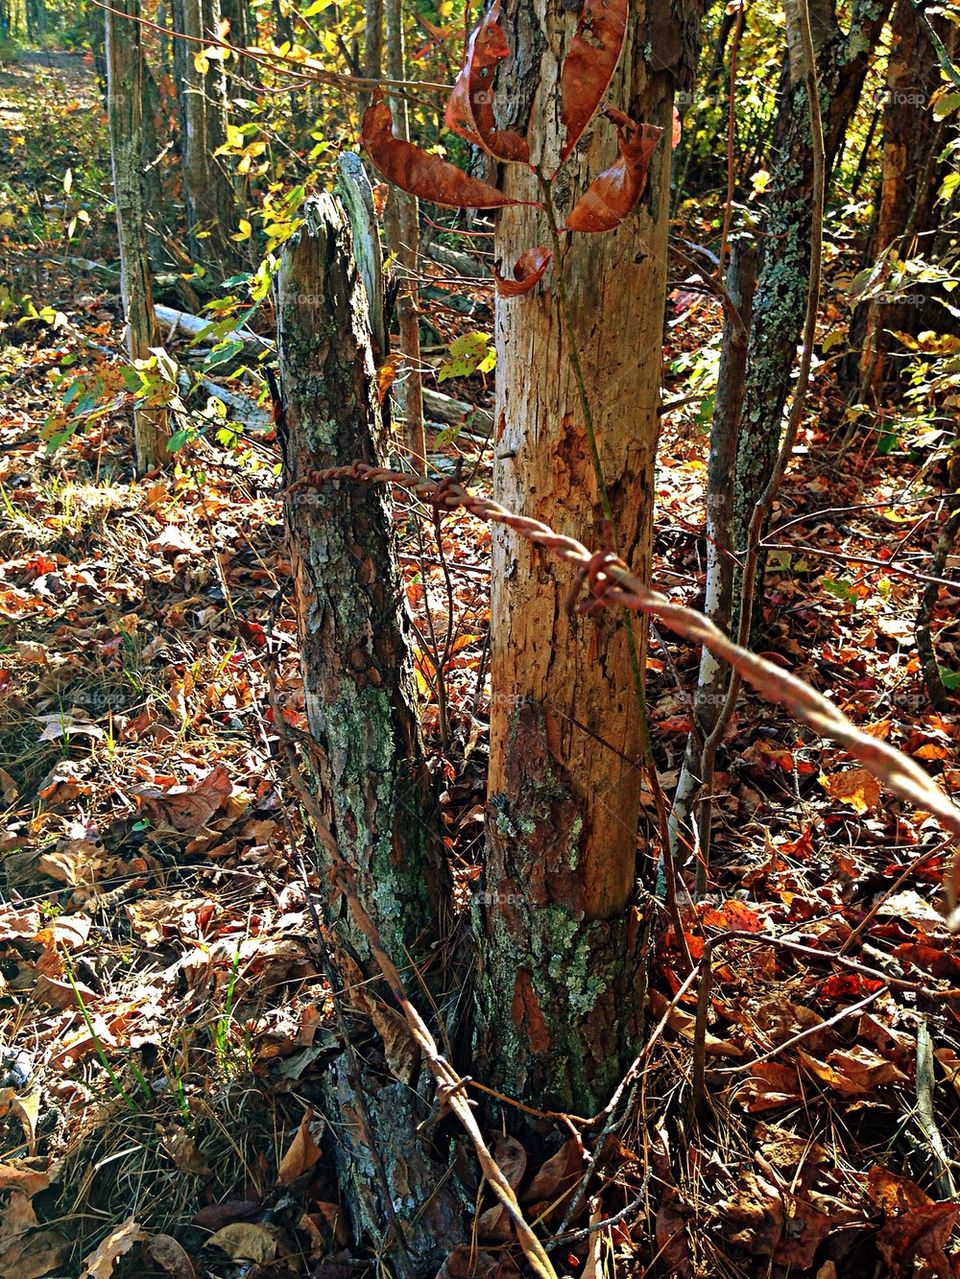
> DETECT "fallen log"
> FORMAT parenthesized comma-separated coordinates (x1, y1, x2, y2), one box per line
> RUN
(422, 386, 493, 435)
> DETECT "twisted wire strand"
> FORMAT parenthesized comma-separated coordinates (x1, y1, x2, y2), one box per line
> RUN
(288, 463, 960, 909)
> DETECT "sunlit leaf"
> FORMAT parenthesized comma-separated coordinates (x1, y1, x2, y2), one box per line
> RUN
(362, 100, 535, 210)
(565, 108, 662, 233)
(444, 0, 529, 163)
(558, 0, 628, 167)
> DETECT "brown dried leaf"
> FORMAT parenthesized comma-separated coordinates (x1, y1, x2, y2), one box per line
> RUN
(363, 100, 534, 210)
(79, 1218, 147, 1278)
(0, 1163, 50, 1196)
(565, 110, 663, 233)
(522, 1136, 584, 1210)
(157, 1122, 211, 1176)
(278, 1108, 323, 1185)
(558, 0, 629, 165)
(146, 1234, 199, 1279)
(798, 1046, 908, 1096)
(494, 247, 552, 297)
(820, 767, 881, 813)
(205, 1222, 281, 1264)
(444, 0, 529, 162)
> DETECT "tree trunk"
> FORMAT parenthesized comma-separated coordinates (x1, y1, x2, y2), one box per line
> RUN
(855, 0, 952, 399)
(171, 0, 240, 274)
(731, 0, 891, 634)
(384, 0, 425, 465)
(669, 238, 757, 870)
(106, 0, 169, 474)
(280, 194, 448, 963)
(476, 0, 701, 1113)
(280, 193, 460, 1273)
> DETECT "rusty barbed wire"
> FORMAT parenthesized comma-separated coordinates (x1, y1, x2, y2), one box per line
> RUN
(288, 462, 960, 911)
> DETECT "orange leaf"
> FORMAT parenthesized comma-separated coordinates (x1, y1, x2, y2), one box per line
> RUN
(565, 109, 663, 233)
(493, 247, 552, 297)
(444, 0, 529, 163)
(820, 767, 881, 814)
(558, 0, 629, 166)
(278, 1109, 323, 1184)
(362, 99, 534, 210)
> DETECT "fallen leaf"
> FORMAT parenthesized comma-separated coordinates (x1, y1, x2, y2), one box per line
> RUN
(205, 1221, 281, 1264)
(278, 1108, 323, 1184)
(80, 1218, 147, 1278)
(146, 1233, 199, 1279)
(820, 767, 881, 814)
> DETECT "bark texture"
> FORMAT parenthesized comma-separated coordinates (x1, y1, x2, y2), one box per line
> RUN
(669, 238, 757, 863)
(280, 195, 460, 1272)
(731, 0, 891, 627)
(477, 0, 701, 1112)
(106, 0, 169, 474)
(280, 193, 447, 964)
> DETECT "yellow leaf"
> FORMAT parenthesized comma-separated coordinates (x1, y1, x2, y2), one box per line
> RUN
(193, 50, 210, 73)
(232, 218, 253, 241)
(819, 768, 881, 814)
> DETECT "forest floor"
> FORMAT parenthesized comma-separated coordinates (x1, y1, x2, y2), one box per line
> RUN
(2, 44, 960, 1279)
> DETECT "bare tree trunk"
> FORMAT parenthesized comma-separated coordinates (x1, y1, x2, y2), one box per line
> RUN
(669, 238, 757, 870)
(359, 0, 383, 118)
(279, 193, 459, 1273)
(855, 0, 951, 399)
(731, 0, 891, 637)
(171, 0, 240, 274)
(106, 0, 169, 474)
(384, 0, 425, 465)
(476, 0, 701, 1113)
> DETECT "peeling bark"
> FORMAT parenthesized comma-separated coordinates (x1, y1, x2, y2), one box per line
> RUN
(280, 195, 460, 1272)
(477, 0, 702, 1113)
(280, 193, 447, 964)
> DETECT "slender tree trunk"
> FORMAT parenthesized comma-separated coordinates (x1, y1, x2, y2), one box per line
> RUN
(669, 238, 757, 868)
(106, 0, 169, 474)
(476, 0, 701, 1113)
(731, 0, 891, 635)
(384, 0, 425, 465)
(280, 193, 459, 1273)
(359, 0, 383, 118)
(171, 0, 240, 274)
(855, 0, 951, 399)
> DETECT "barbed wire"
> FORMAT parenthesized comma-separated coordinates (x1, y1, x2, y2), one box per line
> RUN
(289, 461, 960, 912)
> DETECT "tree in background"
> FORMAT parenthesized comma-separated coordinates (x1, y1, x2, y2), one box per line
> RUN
(171, 0, 241, 274)
(732, 0, 891, 630)
(106, 0, 169, 472)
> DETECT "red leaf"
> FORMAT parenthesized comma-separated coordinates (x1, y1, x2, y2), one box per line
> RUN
(565, 109, 662, 233)
(494, 246, 552, 296)
(362, 100, 533, 210)
(558, 0, 629, 166)
(444, 0, 529, 163)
